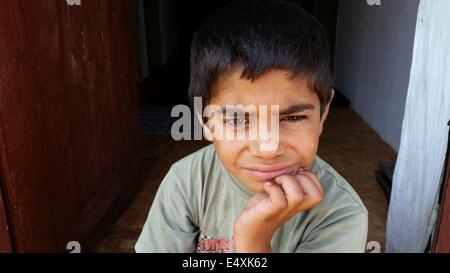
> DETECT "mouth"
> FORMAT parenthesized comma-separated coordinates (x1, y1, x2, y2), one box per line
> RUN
(243, 164, 300, 181)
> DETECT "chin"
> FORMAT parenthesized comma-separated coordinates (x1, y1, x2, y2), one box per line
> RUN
(242, 178, 267, 194)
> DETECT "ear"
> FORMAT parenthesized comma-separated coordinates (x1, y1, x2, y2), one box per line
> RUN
(319, 88, 335, 135)
(196, 111, 214, 141)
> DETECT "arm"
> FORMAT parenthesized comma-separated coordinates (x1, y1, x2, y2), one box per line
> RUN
(135, 168, 199, 253)
(295, 210, 368, 253)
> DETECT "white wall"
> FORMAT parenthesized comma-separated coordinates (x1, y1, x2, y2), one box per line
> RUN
(334, 0, 420, 151)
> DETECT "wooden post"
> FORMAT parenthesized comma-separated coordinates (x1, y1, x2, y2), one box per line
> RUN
(386, 0, 450, 252)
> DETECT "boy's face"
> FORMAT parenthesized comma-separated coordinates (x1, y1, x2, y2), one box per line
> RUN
(207, 66, 333, 193)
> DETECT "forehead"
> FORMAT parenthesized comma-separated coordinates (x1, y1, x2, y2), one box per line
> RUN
(210, 67, 319, 106)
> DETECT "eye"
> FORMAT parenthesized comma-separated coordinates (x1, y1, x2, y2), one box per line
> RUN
(224, 117, 249, 127)
(281, 115, 308, 123)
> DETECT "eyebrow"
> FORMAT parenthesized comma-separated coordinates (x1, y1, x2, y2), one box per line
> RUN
(279, 103, 315, 115)
(219, 103, 315, 117)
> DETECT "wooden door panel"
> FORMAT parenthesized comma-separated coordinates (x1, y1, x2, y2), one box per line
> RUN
(0, 0, 141, 252)
(0, 0, 78, 251)
(56, 1, 123, 236)
(104, 1, 142, 199)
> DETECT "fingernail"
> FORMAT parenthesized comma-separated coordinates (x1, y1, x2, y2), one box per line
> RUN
(265, 182, 272, 186)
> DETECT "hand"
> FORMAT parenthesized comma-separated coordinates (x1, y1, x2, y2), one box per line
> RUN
(232, 169, 324, 252)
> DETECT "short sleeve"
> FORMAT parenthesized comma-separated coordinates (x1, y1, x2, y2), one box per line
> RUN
(295, 211, 368, 253)
(135, 167, 200, 253)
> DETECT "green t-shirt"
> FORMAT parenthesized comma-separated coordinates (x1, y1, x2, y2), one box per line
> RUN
(135, 144, 368, 253)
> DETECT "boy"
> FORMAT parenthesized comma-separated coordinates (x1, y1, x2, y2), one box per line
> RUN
(136, 0, 368, 253)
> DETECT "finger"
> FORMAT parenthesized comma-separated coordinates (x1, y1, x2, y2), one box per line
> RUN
(263, 182, 288, 211)
(294, 174, 323, 204)
(274, 175, 305, 206)
(297, 170, 324, 195)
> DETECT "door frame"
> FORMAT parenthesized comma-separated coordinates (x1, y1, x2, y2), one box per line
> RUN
(0, 181, 12, 252)
(432, 121, 450, 252)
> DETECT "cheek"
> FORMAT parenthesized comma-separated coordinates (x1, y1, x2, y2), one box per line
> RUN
(284, 128, 320, 161)
(295, 138, 318, 158)
(306, 140, 319, 158)
(213, 140, 245, 168)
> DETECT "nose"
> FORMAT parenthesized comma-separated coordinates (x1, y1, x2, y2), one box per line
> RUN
(249, 137, 285, 159)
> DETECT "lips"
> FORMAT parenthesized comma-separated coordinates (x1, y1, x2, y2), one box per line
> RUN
(243, 164, 300, 181)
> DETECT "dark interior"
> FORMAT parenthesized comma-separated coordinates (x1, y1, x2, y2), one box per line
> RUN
(138, 0, 339, 107)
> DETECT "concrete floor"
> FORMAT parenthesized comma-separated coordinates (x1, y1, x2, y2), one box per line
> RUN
(96, 107, 396, 252)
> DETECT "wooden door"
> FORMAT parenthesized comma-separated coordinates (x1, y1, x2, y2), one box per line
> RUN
(0, 0, 141, 252)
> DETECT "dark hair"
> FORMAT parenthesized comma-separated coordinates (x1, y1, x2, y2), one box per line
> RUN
(189, 0, 333, 114)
